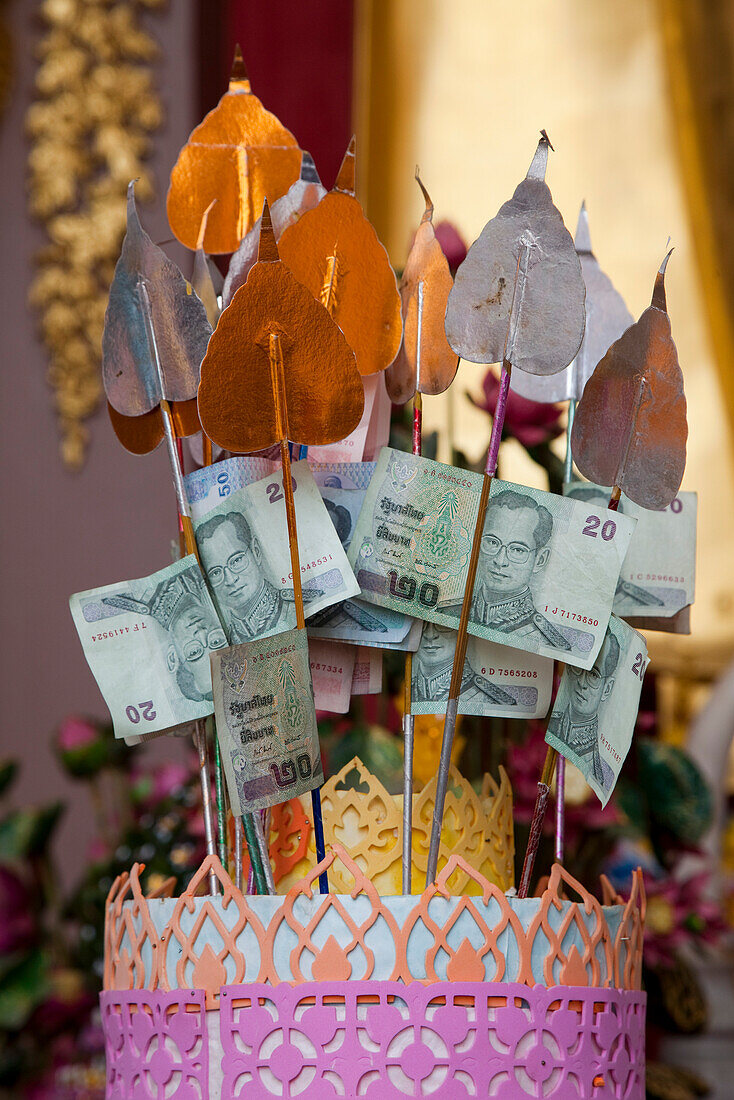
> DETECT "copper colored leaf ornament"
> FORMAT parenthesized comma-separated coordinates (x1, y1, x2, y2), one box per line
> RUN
(385, 173, 459, 404)
(571, 251, 687, 509)
(277, 137, 403, 376)
(107, 399, 201, 456)
(223, 152, 326, 308)
(198, 202, 364, 453)
(167, 47, 302, 254)
(102, 182, 212, 417)
(445, 133, 585, 374)
(511, 202, 633, 402)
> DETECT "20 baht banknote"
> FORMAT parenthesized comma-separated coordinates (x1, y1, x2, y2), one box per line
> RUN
(193, 461, 359, 646)
(70, 555, 224, 740)
(410, 621, 553, 719)
(545, 614, 647, 806)
(564, 482, 696, 622)
(211, 627, 323, 815)
(348, 449, 635, 670)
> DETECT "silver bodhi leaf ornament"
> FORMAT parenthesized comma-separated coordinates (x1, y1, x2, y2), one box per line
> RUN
(444, 132, 586, 375)
(102, 181, 213, 416)
(510, 201, 634, 402)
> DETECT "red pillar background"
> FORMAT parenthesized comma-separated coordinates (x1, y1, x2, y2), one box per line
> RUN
(198, 0, 355, 189)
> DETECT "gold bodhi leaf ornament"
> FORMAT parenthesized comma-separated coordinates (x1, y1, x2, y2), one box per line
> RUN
(277, 137, 403, 375)
(107, 399, 201, 456)
(167, 46, 302, 254)
(571, 250, 688, 510)
(197, 201, 364, 453)
(385, 172, 459, 404)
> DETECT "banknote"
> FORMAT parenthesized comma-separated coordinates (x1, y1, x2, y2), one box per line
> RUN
(309, 638, 356, 714)
(211, 627, 323, 815)
(185, 456, 279, 520)
(308, 467, 419, 650)
(410, 621, 553, 719)
(545, 614, 647, 806)
(564, 482, 696, 622)
(348, 449, 636, 670)
(351, 646, 383, 694)
(70, 555, 225, 740)
(193, 460, 359, 645)
(311, 462, 376, 491)
(362, 372, 392, 462)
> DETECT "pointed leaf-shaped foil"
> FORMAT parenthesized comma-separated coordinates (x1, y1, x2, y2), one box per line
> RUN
(571, 252, 687, 509)
(167, 47, 302, 253)
(102, 183, 212, 416)
(385, 174, 459, 403)
(223, 152, 326, 308)
(445, 133, 585, 374)
(198, 202, 364, 453)
(107, 399, 201, 455)
(511, 202, 633, 401)
(278, 137, 403, 375)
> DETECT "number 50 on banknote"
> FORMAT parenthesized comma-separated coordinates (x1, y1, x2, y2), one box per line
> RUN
(348, 449, 636, 670)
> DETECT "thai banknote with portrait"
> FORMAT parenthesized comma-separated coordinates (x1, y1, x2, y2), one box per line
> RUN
(192, 461, 359, 646)
(185, 456, 378, 520)
(410, 621, 553, 719)
(308, 465, 420, 651)
(70, 556, 225, 740)
(564, 482, 696, 623)
(211, 627, 323, 815)
(545, 614, 647, 805)
(348, 448, 635, 669)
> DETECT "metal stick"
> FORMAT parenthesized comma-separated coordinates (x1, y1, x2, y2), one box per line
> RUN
(554, 396, 577, 866)
(402, 384, 423, 894)
(242, 814, 267, 894)
(234, 814, 243, 891)
(137, 281, 220, 892)
(252, 812, 276, 894)
(425, 240, 531, 887)
(269, 332, 329, 892)
(213, 730, 228, 867)
(194, 721, 219, 894)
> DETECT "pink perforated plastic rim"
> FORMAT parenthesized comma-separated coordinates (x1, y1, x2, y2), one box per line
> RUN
(101, 981, 645, 1098)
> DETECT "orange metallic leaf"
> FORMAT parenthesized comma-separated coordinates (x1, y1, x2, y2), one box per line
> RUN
(107, 398, 201, 455)
(197, 202, 364, 453)
(386, 173, 458, 403)
(277, 138, 402, 376)
(571, 251, 687, 509)
(167, 47, 302, 254)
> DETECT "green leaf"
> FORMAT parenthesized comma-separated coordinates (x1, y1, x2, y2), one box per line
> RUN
(0, 950, 49, 1030)
(0, 803, 64, 860)
(0, 761, 17, 800)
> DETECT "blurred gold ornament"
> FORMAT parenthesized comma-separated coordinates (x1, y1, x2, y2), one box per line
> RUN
(27, 0, 166, 468)
(274, 756, 514, 895)
(412, 711, 466, 787)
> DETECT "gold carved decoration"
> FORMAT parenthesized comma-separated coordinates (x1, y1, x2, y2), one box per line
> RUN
(27, 0, 166, 469)
(273, 756, 514, 895)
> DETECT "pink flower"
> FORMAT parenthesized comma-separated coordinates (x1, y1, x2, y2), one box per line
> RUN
(0, 864, 36, 954)
(433, 220, 468, 273)
(56, 717, 98, 752)
(473, 369, 564, 449)
(633, 870, 728, 969)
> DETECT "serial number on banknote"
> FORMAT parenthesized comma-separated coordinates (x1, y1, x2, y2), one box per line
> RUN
(544, 606, 600, 626)
(310, 662, 347, 674)
(280, 554, 337, 583)
(480, 667, 539, 678)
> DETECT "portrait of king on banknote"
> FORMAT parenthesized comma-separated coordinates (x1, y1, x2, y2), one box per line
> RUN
(442, 487, 571, 651)
(100, 562, 227, 705)
(197, 509, 294, 643)
(545, 614, 647, 805)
